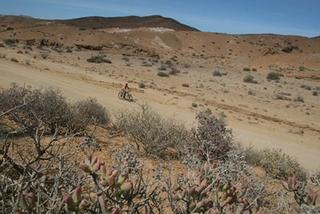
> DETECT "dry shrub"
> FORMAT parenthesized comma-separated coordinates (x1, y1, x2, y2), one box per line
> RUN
(138, 82, 145, 88)
(0, 83, 109, 135)
(212, 70, 223, 77)
(115, 106, 189, 157)
(267, 72, 282, 81)
(69, 98, 109, 132)
(245, 148, 306, 181)
(157, 71, 169, 77)
(87, 55, 111, 63)
(187, 109, 232, 162)
(0, 83, 70, 134)
(243, 74, 258, 84)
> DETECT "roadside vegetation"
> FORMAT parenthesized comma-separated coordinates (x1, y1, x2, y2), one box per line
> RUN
(0, 83, 319, 213)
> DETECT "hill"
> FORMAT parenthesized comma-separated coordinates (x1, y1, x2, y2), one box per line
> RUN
(0, 14, 199, 31)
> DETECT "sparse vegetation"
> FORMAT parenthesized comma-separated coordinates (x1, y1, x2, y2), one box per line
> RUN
(158, 64, 167, 71)
(267, 71, 282, 81)
(115, 106, 189, 157)
(0, 83, 109, 135)
(212, 70, 222, 77)
(244, 148, 306, 181)
(299, 66, 306, 71)
(243, 74, 258, 84)
(10, 57, 18, 63)
(3, 38, 17, 46)
(87, 55, 112, 64)
(187, 109, 233, 162)
(182, 83, 189, 87)
(138, 82, 145, 88)
(157, 71, 169, 77)
(294, 95, 304, 103)
(1, 82, 320, 213)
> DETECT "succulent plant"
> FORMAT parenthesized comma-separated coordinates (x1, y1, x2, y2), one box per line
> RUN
(63, 186, 90, 212)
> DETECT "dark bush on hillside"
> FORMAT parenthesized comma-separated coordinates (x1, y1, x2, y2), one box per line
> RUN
(243, 74, 258, 84)
(115, 106, 189, 157)
(3, 38, 18, 46)
(69, 98, 109, 131)
(138, 82, 146, 88)
(87, 55, 111, 64)
(189, 109, 232, 162)
(267, 72, 282, 81)
(157, 71, 169, 77)
(212, 70, 222, 77)
(0, 83, 109, 134)
(244, 148, 307, 181)
(169, 67, 180, 75)
(0, 83, 70, 134)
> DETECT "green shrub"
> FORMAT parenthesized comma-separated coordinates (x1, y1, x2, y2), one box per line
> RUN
(158, 64, 167, 71)
(245, 148, 306, 181)
(267, 72, 282, 81)
(138, 82, 145, 88)
(157, 71, 169, 77)
(294, 96, 304, 103)
(182, 83, 189, 87)
(243, 67, 251, 71)
(3, 38, 17, 46)
(299, 66, 305, 71)
(213, 70, 222, 77)
(87, 55, 111, 64)
(243, 74, 258, 84)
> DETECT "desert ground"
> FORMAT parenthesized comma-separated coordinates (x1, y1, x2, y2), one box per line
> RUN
(0, 15, 319, 171)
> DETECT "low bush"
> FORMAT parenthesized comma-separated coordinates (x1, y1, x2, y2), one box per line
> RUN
(138, 82, 145, 88)
(3, 38, 17, 46)
(10, 58, 18, 63)
(243, 74, 258, 84)
(212, 70, 222, 77)
(158, 64, 167, 71)
(243, 67, 251, 71)
(157, 71, 169, 77)
(69, 98, 109, 132)
(294, 95, 304, 103)
(267, 72, 282, 81)
(182, 83, 189, 87)
(87, 55, 111, 64)
(0, 83, 109, 135)
(115, 106, 189, 157)
(244, 148, 306, 181)
(169, 67, 180, 75)
(187, 109, 233, 162)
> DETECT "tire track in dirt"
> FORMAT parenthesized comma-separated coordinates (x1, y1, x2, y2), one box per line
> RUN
(152, 86, 320, 134)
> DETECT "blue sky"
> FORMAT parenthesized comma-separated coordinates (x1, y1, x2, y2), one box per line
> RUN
(0, 0, 319, 37)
